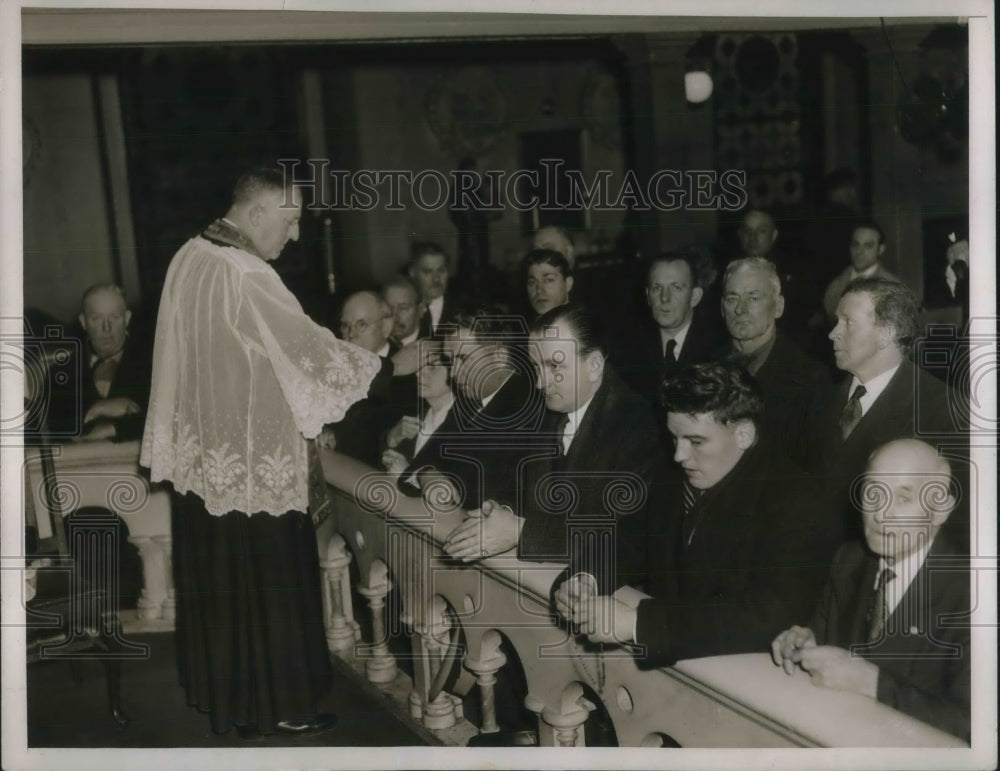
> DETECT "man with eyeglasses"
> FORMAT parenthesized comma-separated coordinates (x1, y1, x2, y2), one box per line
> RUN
(722, 258, 830, 462)
(338, 290, 395, 357)
(321, 291, 416, 465)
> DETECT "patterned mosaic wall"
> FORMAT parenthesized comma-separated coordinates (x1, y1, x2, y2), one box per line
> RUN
(713, 32, 804, 209)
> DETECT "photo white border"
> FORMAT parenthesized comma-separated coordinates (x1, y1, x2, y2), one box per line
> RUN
(2, 2, 995, 770)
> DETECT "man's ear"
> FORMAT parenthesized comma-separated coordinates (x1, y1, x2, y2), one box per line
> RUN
(78, 313, 86, 330)
(774, 294, 785, 319)
(733, 419, 757, 451)
(930, 492, 957, 528)
(928, 474, 958, 526)
(124, 309, 133, 329)
(690, 286, 704, 308)
(877, 242, 886, 258)
(876, 323, 895, 350)
(248, 202, 264, 228)
(585, 350, 606, 383)
(381, 314, 394, 340)
(769, 229, 779, 248)
(565, 276, 575, 297)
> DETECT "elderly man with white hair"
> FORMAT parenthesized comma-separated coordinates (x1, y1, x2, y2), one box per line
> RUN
(721, 257, 830, 462)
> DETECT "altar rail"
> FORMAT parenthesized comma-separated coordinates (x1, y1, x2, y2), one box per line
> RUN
(23, 440, 174, 630)
(21, 441, 967, 747)
(317, 448, 967, 749)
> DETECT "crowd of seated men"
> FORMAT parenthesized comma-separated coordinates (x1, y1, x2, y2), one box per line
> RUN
(315, 216, 970, 744)
(27, 204, 972, 744)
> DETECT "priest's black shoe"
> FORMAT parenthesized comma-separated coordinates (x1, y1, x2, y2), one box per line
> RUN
(275, 713, 338, 736)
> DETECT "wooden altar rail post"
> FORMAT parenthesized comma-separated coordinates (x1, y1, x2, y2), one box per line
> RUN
(23, 441, 174, 630)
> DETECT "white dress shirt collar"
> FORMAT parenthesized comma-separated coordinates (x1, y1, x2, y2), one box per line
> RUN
(428, 295, 445, 328)
(563, 388, 598, 454)
(479, 372, 512, 410)
(849, 362, 901, 417)
(660, 319, 692, 358)
(851, 262, 881, 281)
(414, 395, 454, 455)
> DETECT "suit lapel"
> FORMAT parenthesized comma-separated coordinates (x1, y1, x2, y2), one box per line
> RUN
(841, 362, 913, 452)
(563, 373, 614, 470)
(845, 551, 880, 644)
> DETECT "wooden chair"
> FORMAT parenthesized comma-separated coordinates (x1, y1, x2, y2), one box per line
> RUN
(25, 443, 131, 728)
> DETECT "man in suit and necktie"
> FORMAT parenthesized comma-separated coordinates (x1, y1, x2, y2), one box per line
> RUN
(554, 361, 839, 665)
(822, 222, 900, 326)
(813, 276, 957, 542)
(404, 306, 547, 512)
(722, 257, 831, 463)
(338, 290, 396, 357)
(322, 290, 413, 465)
(46, 283, 152, 443)
(443, 304, 665, 596)
(381, 339, 456, 478)
(523, 248, 574, 318)
(619, 250, 728, 407)
(382, 275, 422, 350)
(772, 438, 970, 743)
(409, 241, 457, 339)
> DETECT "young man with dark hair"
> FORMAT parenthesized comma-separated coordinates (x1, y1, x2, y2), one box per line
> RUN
(522, 248, 574, 317)
(556, 360, 839, 667)
(822, 222, 899, 324)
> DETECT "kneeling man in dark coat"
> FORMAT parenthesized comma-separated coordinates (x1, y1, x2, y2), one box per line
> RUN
(556, 361, 840, 667)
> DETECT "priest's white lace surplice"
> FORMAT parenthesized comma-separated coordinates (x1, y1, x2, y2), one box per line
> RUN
(140, 236, 381, 517)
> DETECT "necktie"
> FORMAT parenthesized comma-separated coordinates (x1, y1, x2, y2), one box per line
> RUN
(839, 384, 867, 440)
(418, 307, 433, 339)
(555, 412, 570, 456)
(663, 338, 678, 367)
(92, 356, 119, 399)
(681, 480, 702, 545)
(867, 560, 897, 641)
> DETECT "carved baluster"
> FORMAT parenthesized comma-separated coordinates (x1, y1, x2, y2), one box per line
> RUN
(527, 683, 595, 747)
(463, 630, 507, 735)
(358, 560, 397, 683)
(127, 535, 166, 621)
(151, 534, 175, 623)
(320, 534, 357, 655)
(414, 596, 458, 729)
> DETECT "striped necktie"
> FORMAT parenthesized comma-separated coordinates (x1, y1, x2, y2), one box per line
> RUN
(418, 307, 433, 339)
(682, 480, 702, 545)
(839, 384, 867, 440)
